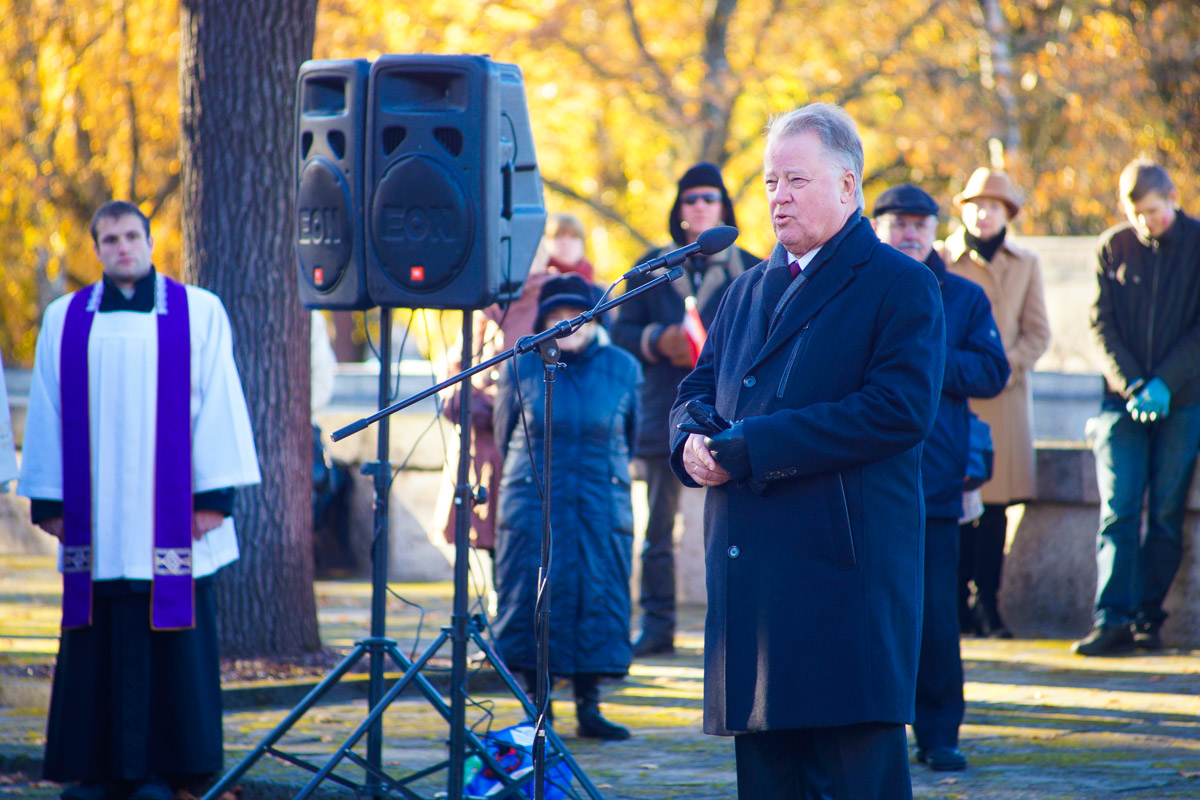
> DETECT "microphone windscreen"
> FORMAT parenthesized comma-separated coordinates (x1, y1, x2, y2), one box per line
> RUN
(697, 225, 739, 255)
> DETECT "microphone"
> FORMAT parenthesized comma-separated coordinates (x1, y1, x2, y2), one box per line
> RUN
(623, 225, 739, 279)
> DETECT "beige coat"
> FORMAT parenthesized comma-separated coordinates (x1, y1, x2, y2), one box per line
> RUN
(939, 228, 1050, 504)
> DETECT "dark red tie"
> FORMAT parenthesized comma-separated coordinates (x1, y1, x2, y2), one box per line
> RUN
(788, 261, 802, 279)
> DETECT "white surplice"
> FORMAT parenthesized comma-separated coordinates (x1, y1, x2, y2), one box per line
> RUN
(17, 282, 261, 580)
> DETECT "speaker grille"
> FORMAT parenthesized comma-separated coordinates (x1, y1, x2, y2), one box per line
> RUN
(300, 131, 313, 160)
(382, 126, 407, 155)
(327, 130, 346, 160)
(434, 126, 464, 157)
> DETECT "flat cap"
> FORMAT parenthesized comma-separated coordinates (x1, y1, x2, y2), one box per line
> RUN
(872, 183, 939, 218)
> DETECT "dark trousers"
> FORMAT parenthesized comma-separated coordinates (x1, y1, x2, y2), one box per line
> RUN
(638, 457, 681, 639)
(1091, 402, 1200, 627)
(734, 723, 912, 800)
(915, 517, 965, 750)
(958, 503, 1008, 632)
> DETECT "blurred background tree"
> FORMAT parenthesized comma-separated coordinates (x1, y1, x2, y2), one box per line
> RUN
(2, 0, 1198, 366)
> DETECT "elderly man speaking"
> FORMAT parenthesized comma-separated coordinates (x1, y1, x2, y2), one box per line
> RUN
(669, 104, 945, 798)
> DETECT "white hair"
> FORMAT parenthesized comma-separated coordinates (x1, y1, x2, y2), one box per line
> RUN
(767, 103, 865, 211)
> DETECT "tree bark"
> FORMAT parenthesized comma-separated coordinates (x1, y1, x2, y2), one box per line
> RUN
(978, 0, 1019, 166)
(178, 0, 321, 656)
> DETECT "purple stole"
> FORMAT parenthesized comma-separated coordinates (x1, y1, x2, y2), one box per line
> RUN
(60, 275, 195, 630)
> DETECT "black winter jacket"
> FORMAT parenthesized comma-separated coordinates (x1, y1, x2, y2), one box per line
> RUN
(612, 244, 761, 456)
(1092, 211, 1200, 408)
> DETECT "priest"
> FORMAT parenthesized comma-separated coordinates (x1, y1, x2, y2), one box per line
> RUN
(18, 200, 261, 800)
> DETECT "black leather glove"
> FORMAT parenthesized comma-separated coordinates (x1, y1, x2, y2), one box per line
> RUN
(677, 399, 731, 436)
(704, 421, 752, 484)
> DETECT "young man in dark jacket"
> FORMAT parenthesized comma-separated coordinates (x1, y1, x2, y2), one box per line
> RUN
(612, 162, 761, 656)
(873, 184, 1009, 771)
(1075, 159, 1200, 656)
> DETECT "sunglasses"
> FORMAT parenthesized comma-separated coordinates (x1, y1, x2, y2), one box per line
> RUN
(681, 192, 722, 206)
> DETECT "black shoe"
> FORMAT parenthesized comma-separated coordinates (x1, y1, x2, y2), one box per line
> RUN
(60, 784, 114, 800)
(1071, 624, 1135, 656)
(128, 776, 174, 800)
(916, 746, 968, 771)
(573, 674, 631, 741)
(632, 633, 675, 657)
(576, 706, 632, 740)
(987, 625, 1014, 639)
(1132, 622, 1163, 651)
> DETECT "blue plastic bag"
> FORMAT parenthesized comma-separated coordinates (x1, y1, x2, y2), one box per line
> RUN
(464, 724, 571, 799)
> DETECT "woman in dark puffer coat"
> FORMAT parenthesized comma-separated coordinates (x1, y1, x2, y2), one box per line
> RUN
(492, 274, 642, 740)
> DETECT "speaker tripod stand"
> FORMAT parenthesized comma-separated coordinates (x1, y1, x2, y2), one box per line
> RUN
(202, 309, 603, 800)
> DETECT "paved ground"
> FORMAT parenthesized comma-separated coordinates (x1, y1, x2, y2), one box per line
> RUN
(3, 554, 1200, 799)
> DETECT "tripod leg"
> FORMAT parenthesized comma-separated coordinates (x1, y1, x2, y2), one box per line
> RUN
(200, 644, 369, 800)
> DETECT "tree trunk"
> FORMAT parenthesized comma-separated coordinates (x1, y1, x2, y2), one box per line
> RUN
(978, 0, 1019, 166)
(178, 0, 321, 656)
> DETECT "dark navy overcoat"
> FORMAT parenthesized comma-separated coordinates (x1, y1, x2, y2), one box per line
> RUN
(669, 214, 945, 734)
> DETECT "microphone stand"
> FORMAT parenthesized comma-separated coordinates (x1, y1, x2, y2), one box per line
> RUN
(204, 264, 687, 800)
(330, 264, 687, 800)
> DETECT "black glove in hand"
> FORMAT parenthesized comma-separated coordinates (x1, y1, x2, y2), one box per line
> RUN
(677, 399, 731, 436)
(704, 421, 752, 484)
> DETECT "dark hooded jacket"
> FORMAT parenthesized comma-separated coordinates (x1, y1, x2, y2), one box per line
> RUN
(491, 333, 642, 675)
(612, 164, 762, 456)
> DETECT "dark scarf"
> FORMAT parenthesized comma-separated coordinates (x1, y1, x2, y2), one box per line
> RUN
(964, 227, 1006, 263)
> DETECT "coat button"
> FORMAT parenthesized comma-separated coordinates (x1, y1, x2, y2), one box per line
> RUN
(743, 376, 756, 388)
(728, 545, 740, 558)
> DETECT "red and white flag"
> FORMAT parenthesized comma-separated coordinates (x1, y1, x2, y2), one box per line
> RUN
(683, 295, 707, 366)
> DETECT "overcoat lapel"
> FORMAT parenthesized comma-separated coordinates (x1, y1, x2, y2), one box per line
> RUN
(749, 216, 877, 370)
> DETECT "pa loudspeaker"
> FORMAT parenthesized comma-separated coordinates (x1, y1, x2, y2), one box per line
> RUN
(364, 54, 547, 310)
(295, 59, 372, 310)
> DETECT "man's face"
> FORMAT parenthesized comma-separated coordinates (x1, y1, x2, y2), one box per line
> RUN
(874, 212, 937, 263)
(960, 197, 1008, 241)
(764, 131, 856, 257)
(1122, 190, 1178, 240)
(93, 214, 154, 288)
(679, 184, 725, 243)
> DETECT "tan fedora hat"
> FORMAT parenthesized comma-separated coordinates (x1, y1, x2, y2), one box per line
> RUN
(954, 168, 1022, 218)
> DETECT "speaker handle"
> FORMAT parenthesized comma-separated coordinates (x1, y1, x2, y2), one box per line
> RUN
(502, 160, 514, 219)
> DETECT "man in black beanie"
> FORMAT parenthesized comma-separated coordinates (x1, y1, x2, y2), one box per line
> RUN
(613, 162, 762, 656)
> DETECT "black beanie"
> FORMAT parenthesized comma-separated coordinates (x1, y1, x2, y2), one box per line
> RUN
(536, 274, 597, 330)
(669, 162, 737, 246)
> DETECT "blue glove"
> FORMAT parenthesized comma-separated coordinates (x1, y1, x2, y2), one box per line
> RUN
(1127, 377, 1171, 423)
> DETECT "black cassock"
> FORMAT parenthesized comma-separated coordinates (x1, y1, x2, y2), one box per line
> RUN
(44, 578, 223, 782)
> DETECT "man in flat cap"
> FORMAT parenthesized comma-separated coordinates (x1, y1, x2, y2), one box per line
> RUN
(873, 184, 1009, 771)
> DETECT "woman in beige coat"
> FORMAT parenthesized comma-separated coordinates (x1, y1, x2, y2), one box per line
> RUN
(940, 168, 1050, 638)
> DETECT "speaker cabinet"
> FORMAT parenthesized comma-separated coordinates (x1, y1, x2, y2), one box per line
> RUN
(364, 55, 546, 310)
(295, 59, 372, 310)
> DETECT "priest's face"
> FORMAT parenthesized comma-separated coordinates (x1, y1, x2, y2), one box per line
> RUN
(93, 213, 154, 289)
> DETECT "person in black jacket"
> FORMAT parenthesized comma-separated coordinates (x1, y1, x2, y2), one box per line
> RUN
(612, 162, 761, 656)
(1074, 159, 1200, 656)
(873, 184, 1009, 772)
(492, 275, 642, 739)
